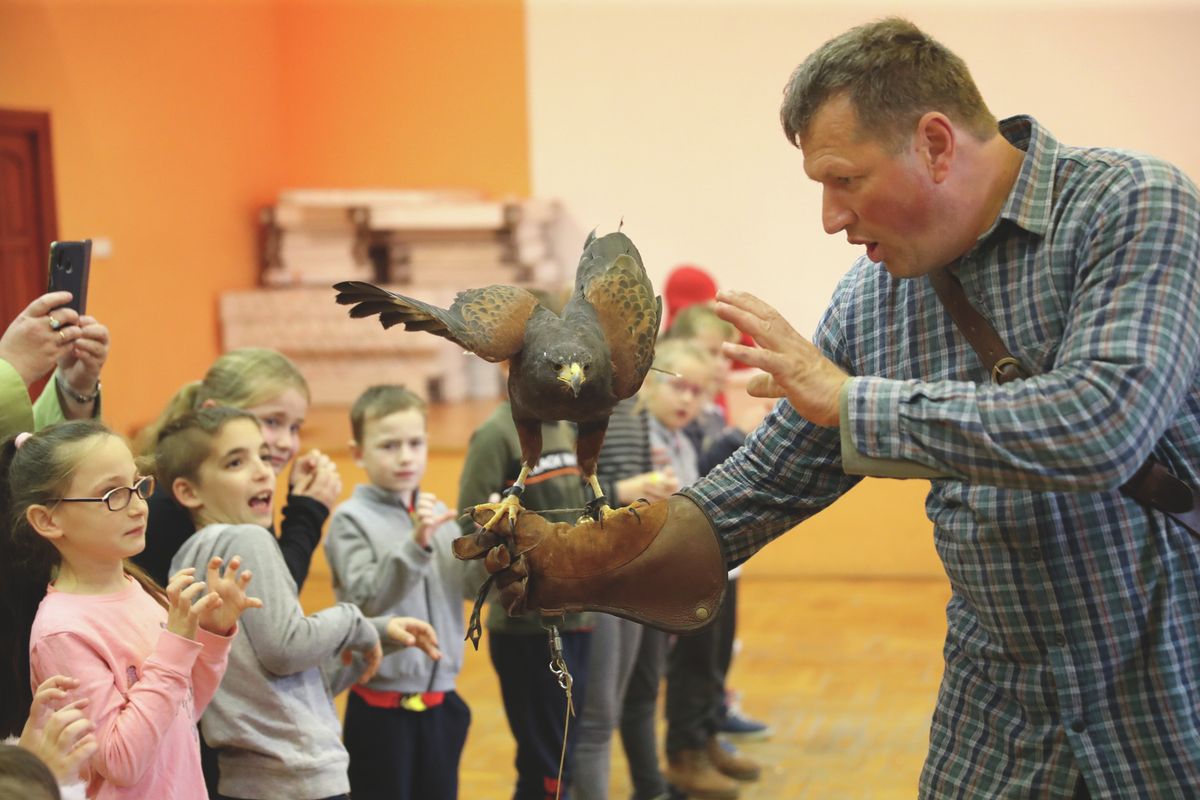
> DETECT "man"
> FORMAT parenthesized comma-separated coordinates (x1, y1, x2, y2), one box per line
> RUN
(458, 18, 1200, 799)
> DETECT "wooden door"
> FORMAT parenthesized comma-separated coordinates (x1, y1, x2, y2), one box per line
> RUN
(0, 108, 58, 325)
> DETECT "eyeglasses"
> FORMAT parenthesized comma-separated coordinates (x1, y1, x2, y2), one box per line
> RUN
(658, 375, 708, 399)
(53, 475, 156, 512)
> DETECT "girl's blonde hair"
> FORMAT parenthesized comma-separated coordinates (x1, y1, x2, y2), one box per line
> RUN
(636, 339, 716, 413)
(136, 348, 309, 455)
(664, 304, 737, 343)
(0, 422, 166, 737)
(651, 338, 715, 375)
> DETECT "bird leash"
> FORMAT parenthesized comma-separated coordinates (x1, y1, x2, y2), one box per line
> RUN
(544, 619, 575, 800)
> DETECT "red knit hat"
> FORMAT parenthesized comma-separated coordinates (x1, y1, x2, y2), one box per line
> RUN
(663, 264, 718, 327)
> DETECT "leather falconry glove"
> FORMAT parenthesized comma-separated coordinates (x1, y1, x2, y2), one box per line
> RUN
(453, 494, 727, 633)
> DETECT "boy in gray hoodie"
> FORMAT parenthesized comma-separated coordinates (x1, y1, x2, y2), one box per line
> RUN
(325, 386, 482, 800)
(160, 407, 439, 800)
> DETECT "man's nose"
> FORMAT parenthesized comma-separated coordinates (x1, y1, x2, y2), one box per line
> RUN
(822, 188, 854, 234)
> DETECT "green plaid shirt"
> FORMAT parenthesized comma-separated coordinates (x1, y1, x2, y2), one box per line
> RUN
(683, 116, 1200, 798)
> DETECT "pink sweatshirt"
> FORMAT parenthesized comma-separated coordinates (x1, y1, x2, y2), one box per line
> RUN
(29, 576, 234, 800)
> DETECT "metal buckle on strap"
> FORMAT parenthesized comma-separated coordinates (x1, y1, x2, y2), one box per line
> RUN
(991, 356, 1023, 384)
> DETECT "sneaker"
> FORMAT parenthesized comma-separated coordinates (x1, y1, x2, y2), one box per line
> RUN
(717, 707, 772, 740)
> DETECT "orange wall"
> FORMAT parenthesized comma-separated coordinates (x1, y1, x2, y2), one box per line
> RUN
(0, 0, 530, 437)
(279, 0, 530, 195)
(0, 1, 285, 437)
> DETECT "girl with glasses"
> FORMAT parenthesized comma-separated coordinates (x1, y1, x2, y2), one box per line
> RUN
(0, 421, 261, 799)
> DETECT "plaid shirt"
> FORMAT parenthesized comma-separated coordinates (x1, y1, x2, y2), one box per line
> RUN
(683, 116, 1200, 798)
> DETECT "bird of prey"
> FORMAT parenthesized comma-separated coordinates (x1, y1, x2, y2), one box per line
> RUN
(333, 229, 661, 528)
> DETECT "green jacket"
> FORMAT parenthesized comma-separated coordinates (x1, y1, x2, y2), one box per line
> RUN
(0, 361, 79, 439)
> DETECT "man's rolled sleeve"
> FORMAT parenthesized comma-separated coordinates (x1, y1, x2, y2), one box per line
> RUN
(841, 377, 958, 480)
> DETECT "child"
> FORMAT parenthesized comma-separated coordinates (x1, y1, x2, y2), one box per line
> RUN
(456, 368, 594, 800)
(133, 348, 341, 592)
(159, 406, 439, 800)
(324, 386, 478, 800)
(0, 421, 256, 799)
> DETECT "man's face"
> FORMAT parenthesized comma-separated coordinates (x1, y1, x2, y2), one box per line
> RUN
(800, 95, 950, 279)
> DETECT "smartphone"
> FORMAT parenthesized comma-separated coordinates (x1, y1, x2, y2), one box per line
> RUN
(47, 239, 92, 316)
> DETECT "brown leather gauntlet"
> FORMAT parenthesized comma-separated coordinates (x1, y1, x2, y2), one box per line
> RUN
(453, 494, 727, 633)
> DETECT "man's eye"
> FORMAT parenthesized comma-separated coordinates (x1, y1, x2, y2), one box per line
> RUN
(227, 458, 242, 468)
(261, 418, 280, 428)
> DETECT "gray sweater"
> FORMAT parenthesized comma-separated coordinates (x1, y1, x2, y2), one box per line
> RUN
(325, 484, 482, 694)
(170, 523, 382, 800)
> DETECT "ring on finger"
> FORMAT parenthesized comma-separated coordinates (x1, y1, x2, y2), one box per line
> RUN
(49, 316, 62, 331)
(57, 330, 66, 344)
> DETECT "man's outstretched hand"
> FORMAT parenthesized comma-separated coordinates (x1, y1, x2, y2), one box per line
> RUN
(715, 289, 849, 427)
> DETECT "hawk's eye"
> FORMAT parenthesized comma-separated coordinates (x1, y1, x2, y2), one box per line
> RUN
(554, 362, 563, 371)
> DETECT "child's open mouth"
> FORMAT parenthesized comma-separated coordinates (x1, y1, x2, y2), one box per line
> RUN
(249, 490, 273, 514)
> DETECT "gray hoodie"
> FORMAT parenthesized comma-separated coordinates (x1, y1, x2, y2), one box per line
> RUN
(325, 484, 483, 694)
(170, 523, 382, 800)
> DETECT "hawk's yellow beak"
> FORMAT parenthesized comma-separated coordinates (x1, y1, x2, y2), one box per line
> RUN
(557, 362, 585, 397)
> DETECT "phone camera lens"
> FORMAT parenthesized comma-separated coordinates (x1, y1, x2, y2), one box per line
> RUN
(63, 258, 73, 274)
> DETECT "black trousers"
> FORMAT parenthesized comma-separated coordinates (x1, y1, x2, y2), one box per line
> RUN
(666, 576, 738, 753)
(489, 629, 591, 800)
(343, 689, 470, 800)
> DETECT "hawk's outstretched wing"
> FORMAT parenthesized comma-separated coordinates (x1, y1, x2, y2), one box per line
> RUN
(581, 253, 662, 399)
(333, 281, 541, 362)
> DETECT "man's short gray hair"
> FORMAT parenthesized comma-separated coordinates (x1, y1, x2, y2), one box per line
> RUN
(780, 17, 997, 150)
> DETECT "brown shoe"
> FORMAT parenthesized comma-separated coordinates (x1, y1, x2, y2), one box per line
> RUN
(666, 748, 741, 800)
(707, 736, 762, 782)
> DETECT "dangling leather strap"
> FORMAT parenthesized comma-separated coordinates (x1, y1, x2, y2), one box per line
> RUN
(929, 267, 1200, 539)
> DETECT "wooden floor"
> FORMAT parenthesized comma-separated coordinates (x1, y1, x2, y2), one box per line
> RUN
(293, 404, 952, 799)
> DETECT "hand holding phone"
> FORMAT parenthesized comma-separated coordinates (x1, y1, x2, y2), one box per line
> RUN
(47, 239, 91, 316)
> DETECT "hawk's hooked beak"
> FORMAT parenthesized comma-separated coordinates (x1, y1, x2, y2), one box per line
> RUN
(557, 362, 585, 397)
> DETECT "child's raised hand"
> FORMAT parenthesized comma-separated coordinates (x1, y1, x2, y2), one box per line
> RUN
(289, 449, 343, 510)
(198, 556, 264, 635)
(22, 675, 79, 732)
(413, 492, 456, 549)
(386, 616, 442, 661)
(164, 567, 220, 640)
(20, 676, 98, 781)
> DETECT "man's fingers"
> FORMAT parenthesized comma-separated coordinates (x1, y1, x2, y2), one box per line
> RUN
(746, 372, 787, 398)
(452, 529, 505, 560)
(484, 545, 511, 573)
(493, 556, 529, 589)
(499, 578, 529, 615)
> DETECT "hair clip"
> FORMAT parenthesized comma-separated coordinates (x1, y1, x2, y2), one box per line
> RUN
(14, 431, 33, 449)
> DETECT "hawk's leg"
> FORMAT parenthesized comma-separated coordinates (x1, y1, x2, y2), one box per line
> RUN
(472, 465, 530, 532)
(471, 417, 541, 532)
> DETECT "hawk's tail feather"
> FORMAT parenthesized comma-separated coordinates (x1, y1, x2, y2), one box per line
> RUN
(346, 301, 408, 319)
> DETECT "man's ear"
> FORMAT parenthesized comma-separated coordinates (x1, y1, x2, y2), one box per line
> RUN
(349, 440, 363, 467)
(26, 504, 65, 541)
(915, 111, 955, 183)
(172, 477, 204, 510)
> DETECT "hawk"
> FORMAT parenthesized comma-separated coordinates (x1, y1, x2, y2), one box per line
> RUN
(334, 229, 661, 528)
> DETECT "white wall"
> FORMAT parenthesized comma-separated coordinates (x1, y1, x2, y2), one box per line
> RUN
(526, 0, 1200, 336)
